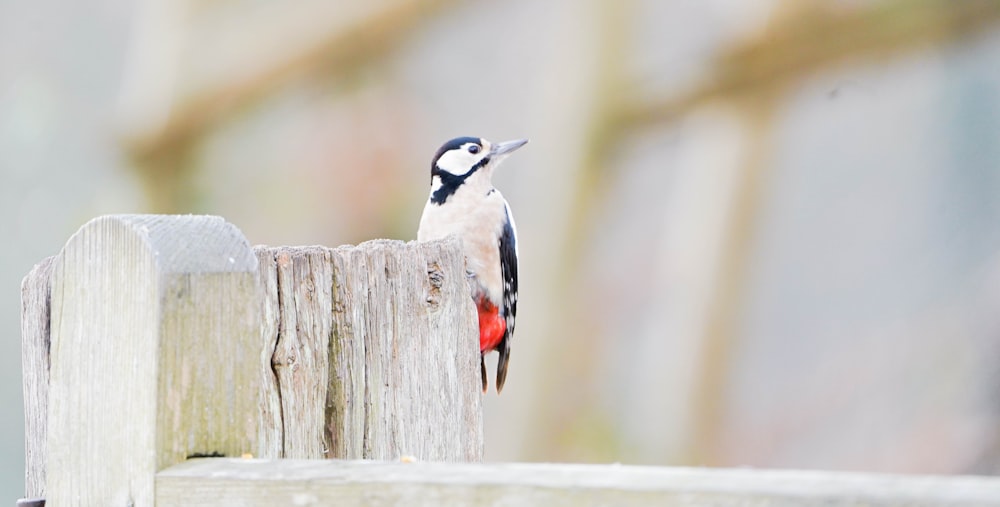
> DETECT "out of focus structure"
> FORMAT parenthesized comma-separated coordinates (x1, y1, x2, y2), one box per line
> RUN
(4, 0, 1000, 500)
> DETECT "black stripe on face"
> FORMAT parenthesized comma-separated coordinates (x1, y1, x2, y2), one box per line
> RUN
(430, 155, 491, 204)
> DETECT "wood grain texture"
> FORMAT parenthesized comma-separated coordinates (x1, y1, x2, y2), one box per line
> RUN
(253, 247, 284, 459)
(273, 246, 333, 459)
(254, 238, 482, 461)
(325, 244, 366, 460)
(157, 458, 1000, 507)
(21, 256, 54, 499)
(46, 215, 260, 507)
(332, 239, 482, 461)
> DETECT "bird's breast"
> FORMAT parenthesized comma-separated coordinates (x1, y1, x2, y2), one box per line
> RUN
(418, 187, 508, 305)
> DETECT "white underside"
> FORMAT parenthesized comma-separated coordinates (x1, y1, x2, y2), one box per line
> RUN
(418, 177, 511, 306)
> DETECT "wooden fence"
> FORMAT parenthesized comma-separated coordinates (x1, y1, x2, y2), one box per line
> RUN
(19, 214, 1000, 506)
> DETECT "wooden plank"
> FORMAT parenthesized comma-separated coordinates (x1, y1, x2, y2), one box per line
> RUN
(333, 239, 482, 461)
(326, 244, 367, 459)
(46, 215, 261, 506)
(156, 458, 1000, 507)
(21, 256, 54, 499)
(272, 246, 334, 459)
(253, 247, 285, 459)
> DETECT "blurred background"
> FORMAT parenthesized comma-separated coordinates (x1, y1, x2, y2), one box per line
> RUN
(4, 0, 1000, 499)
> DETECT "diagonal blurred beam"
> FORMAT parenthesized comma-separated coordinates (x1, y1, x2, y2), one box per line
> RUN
(618, 0, 1000, 131)
(118, 0, 455, 164)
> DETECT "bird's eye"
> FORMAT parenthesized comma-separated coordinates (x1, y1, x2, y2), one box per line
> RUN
(468, 145, 481, 154)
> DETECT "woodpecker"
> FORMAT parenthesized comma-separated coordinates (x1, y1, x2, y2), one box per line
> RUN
(417, 136, 527, 393)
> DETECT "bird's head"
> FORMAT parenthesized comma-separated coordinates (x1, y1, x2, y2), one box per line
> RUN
(431, 136, 528, 181)
(426, 136, 527, 205)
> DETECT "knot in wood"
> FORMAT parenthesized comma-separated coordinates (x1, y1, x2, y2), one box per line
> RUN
(427, 262, 444, 289)
(426, 262, 445, 308)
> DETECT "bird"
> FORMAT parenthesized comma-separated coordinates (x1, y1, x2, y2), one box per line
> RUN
(417, 136, 527, 393)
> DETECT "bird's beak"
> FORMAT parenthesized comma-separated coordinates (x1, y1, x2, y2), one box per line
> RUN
(491, 139, 528, 158)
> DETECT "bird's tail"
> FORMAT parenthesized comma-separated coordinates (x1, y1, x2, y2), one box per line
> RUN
(480, 355, 488, 393)
(496, 346, 510, 393)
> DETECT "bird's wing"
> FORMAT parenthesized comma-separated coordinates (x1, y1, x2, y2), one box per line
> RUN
(496, 202, 518, 392)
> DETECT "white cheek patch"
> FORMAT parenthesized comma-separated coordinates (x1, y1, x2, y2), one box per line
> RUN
(436, 146, 486, 176)
(430, 175, 443, 193)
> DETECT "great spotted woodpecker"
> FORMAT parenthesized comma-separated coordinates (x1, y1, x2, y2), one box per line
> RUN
(417, 136, 527, 393)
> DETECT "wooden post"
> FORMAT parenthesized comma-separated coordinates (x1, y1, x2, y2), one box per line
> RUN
(45, 215, 263, 506)
(22, 214, 482, 505)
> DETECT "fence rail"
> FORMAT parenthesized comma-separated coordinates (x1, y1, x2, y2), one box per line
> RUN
(153, 458, 1000, 507)
(20, 214, 1000, 506)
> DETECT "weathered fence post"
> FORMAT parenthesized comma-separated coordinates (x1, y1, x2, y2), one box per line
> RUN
(45, 215, 263, 506)
(22, 214, 483, 505)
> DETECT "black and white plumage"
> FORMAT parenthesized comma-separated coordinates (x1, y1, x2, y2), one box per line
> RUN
(417, 136, 526, 393)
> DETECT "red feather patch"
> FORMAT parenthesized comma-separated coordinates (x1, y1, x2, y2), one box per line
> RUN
(476, 298, 505, 353)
